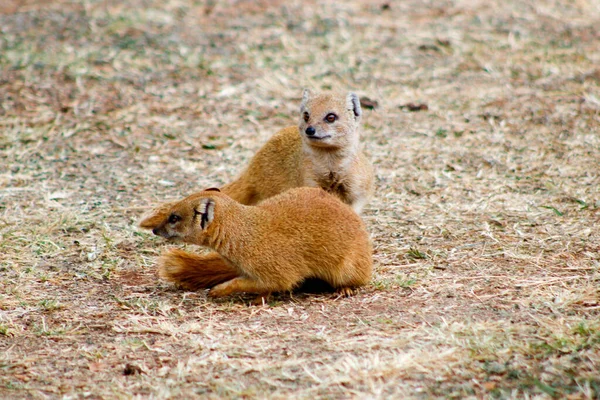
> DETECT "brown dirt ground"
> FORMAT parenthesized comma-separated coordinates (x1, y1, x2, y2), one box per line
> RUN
(1, 0, 599, 398)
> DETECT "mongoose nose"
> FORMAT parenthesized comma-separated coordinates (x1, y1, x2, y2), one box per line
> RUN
(152, 228, 159, 235)
(305, 126, 316, 136)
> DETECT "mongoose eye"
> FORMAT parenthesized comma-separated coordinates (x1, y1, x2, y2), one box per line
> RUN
(325, 113, 337, 123)
(303, 112, 310, 122)
(168, 214, 181, 224)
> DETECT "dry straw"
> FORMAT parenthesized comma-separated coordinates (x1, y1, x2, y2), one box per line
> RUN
(1, 0, 599, 398)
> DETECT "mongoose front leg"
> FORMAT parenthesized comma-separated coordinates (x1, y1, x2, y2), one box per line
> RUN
(208, 277, 268, 298)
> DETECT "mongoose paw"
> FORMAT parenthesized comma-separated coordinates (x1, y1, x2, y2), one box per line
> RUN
(334, 287, 356, 298)
(208, 282, 231, 298)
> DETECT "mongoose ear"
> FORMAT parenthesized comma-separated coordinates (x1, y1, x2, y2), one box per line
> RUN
(347, 92, 362, 119)
(204, 187, 221, 192)
(138, 212, 161, 230)
(195, 198, 215, 230)
(301, 88, 312, 110)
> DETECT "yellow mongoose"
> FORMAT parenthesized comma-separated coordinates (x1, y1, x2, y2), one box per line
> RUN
(138, 187, 372, 298)
(221, 89, 374, 214)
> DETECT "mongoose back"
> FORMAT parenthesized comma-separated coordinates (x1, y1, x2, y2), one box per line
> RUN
(139, 187, 372, 298)
(221, 89, 374, 214)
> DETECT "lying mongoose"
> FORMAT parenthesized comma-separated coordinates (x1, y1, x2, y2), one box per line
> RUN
(138, 187, 372, 299)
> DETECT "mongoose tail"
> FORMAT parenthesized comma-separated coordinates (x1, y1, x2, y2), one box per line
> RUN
(158, 249, 238, 290)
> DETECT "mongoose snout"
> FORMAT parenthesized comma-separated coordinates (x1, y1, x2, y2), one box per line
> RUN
(152, 227, 169, 238)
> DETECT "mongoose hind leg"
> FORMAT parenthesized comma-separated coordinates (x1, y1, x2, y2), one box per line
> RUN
(208, 277, 269, 298)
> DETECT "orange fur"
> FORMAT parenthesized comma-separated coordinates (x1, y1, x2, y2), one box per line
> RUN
(138, 187, 372, 297)
(139, 90, 374, 292)
(221, 89, 374, 214)
(157, 249, 237, 290)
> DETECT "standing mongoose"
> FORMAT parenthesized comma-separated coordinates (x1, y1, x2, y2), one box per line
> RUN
(221, 89, 374, 214)
(139, 187, 372, 299)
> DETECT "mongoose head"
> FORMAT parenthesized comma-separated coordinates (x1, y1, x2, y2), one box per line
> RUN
(138, 188, 222, 243)
(299, 89, 362, 150)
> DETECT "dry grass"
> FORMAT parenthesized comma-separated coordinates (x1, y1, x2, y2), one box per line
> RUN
(1, 0, 599, 398)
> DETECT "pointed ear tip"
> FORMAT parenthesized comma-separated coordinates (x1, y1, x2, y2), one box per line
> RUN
(137, 210, 163, 229)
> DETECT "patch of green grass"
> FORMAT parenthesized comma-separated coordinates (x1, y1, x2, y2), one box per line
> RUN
(38, 299, 63, 312)
(121, 337, 146, 350)
(532, 378, 558, 397)
(371, 278, 392, 291)
(112, 295, 171, 315)
(396, 275, 416, 288)
(540, 205, 564, 216)
(372, 274, 416, 290)
(435, 128, 448, 138)
(2, 381, 26, 391)
(569, 198, 589, 210)
(33, 323, 66, 337)
(407, 247, 428, 260)
(30, 238, 63, 256)
(0, 324, 15, 337)
(528, 321, 600, 357)
(101, 257, 122, 280)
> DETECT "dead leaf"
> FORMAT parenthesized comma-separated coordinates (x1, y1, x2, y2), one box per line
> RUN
(89, 362, 104, 372)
